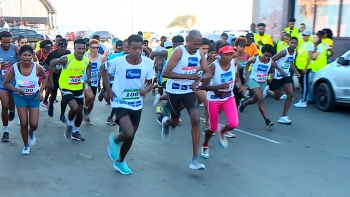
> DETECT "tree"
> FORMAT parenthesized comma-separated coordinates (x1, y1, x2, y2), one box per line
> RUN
(167, 15, 197, 29)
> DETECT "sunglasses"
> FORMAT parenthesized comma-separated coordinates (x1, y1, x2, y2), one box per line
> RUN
(90, 47, 99, 49)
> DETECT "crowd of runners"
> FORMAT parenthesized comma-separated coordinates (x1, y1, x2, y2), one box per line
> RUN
(0, 17, 333, 175)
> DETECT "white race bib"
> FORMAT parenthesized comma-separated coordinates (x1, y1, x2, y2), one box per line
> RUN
(122, 89, 140, 100)
(69, 76, 82, 84)
(91, 71, 98, 77)
(181, 67, 196, 75)
(255, 73, 268, 82)
(20, 85, 35, 95)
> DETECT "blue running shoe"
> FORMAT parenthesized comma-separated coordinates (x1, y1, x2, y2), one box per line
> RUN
(113, 161, 132, 175)
(107, 133, 120, 161)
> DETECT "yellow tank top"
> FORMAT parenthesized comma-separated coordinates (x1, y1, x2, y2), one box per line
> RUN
(296, 41, 313, 70)
(59, 54, 90, 90)
(35, 41, 41, 51)
(311, 43, 327, 72)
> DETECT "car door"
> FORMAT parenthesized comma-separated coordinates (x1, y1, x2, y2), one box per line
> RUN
(101, 31, 110, 41)
(334, 63, 350, 100)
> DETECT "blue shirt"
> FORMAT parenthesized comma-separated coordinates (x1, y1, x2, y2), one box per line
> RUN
(107, 51, 125, 60)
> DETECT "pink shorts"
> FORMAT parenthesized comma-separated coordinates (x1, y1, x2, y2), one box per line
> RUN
(207, 96, 239, 132)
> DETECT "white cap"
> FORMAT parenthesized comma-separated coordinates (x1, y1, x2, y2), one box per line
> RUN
(302, 29, 311, 36)
(164, 40, 172, 48)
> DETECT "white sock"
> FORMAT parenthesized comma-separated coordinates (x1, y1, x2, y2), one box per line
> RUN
(67, 120, 73, 126)
(73, 126, 79, 133)
(3, 126, 8, 133)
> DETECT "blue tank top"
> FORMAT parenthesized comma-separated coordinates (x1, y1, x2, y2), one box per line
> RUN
(0, 44, 19, 88)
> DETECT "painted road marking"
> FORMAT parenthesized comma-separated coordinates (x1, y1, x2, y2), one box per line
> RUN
(200, 118, 281, 144)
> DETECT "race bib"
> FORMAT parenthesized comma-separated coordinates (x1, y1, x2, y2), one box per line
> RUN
(122, 89, 140, 100)
(1, 67, 10, 77)
(91, 80, 98, 86)
(181, 67, 196, 75)
(91, 71, 98, 77)
(69, 76, 82, 84)
(256, 73, 268, 82)
(19, 85, 35, 95)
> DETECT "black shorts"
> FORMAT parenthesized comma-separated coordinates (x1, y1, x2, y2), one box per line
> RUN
(113, 108, 142, 127)
(167, 92, 198, 118)
(49, 76, 60, 92)
(162, 81, 167, 90)
(272, 77, 293, 90)
(90, 86, 98, 96)
(61, 89, 84, 105)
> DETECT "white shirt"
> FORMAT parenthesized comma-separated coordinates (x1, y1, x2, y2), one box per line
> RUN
(108, 55, 153, 110)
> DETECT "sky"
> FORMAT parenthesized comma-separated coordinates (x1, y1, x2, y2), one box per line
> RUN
(50, 0, 253, 36)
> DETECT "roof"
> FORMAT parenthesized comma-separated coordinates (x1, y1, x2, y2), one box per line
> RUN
(39, 0, 56, 14)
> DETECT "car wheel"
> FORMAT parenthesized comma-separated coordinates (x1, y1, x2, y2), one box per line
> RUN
(151, 38, 157, 42)
(107, 37, 112, 43)
(315, 82, 335, 112)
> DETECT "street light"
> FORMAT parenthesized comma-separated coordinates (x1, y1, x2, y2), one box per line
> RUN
(131, 2, 134, 34)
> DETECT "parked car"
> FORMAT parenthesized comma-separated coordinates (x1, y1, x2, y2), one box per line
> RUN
(10, 28, 44, 43)
(311, 50, 350, 111)
(83, 31, 113, 42)
(203, 33, 237, 46)
(64, 32, 76, 41)
(172, 29, 190, 39)
(75, 30, 91, 39)
(143, 31, 160, 42)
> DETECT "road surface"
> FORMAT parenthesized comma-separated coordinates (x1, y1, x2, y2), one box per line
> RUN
(0, 92, 349, 197)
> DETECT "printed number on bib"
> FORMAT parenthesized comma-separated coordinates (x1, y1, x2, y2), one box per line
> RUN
(1, 68, 9, 77)
(20, 86, 35, 95)
(182, 67, 196, 75)
(122, 89, 140, 100)
(91, 71, 98, 77)
(256, 73, 268, 82)
(69, 76, 82, 84)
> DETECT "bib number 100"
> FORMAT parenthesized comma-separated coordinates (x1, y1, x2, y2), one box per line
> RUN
(126, 92, 139, 97)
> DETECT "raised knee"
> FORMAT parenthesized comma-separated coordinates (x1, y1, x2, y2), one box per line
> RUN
(227, 121, 238, 130)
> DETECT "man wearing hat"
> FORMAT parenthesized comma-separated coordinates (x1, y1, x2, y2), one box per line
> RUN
(45, 38, 71, 121)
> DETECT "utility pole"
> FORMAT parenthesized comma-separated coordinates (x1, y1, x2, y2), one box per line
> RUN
(20, 0, 23, 21)
(131, 2, 134, 34)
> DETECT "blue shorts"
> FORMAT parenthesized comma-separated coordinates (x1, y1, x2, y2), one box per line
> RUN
(0, 87, 13, 94)
(13, 91, 40, 108)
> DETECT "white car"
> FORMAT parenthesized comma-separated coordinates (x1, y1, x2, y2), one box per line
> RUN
(311, 50, 350, 111)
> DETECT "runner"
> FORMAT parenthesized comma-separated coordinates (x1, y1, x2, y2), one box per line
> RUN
(83, 39, 106, 125)
(161, 30, 213, 170)
(267, 37, 300, 124)
(3, 45, 47, 155)
(200, 42, 245, 159)
(104, 35, 154, 175)
(0, 31, 18, 142)
(46, 38, 71, 122)
(233, 37, 249, 107)
(239, 44, 277, 128)
(48, 39, 91, 141)
(52, 35, 63, 51)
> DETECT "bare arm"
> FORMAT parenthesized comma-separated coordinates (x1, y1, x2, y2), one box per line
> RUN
(101, 61, 113, 93)
(269, 60, 276, 79)
(162, 48, 188, 79)
(37, 63, 47, 92)
(200, 64, 221, 91)
(244, 57, 256, 79)
(14, 45, 20, 61)
(199, 52, 212, 80)
(3, 67, 16, 92)
(86, 61, 92, 83)
(49, 56, 68, 86)
(150, 50, 168, 60)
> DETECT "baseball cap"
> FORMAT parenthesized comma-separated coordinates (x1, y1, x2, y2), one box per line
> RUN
(246, 33, 254, 41)
(115, 40, 123, 49)
(44, 43, 52, 49)
(218, 45, 235, 54)
(164, 40, 172, 48)
(58, 38, 68, 46)
(302, 29, 311, 36)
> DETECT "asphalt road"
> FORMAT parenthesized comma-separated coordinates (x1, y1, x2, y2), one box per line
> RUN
(0, 91, 349, 197)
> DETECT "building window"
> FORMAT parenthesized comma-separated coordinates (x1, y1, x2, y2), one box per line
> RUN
(294, 0, 315, 31)
(340, 1, 350, 37)
(314, 0, 340, 36)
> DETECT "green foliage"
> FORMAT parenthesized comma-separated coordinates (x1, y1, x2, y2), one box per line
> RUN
(167, 15, 197, 29)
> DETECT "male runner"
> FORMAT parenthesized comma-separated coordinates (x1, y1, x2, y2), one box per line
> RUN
(161, 30, 213, 170)
(0, 31, 18, 142)
(48, 39, 91, 141)
(104, 35, 154, 175)
(46, 38, 71, 122)
(267, 37, 300, 124)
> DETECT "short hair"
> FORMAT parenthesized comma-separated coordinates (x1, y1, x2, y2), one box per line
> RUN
(172, 35, 184, 43)
(83, 38, 90, 43)
(19, 45, 34, 56)
(92, 35, 100, 40)
(234, 37, 247, 46)
(261, 44, 274, 54)
(209, 45, 215, 52)
(0, 31, 12, 39)
(300, 23, 305, 26)
(89, 39, 99, 45)
(17, 34, 26, 42)
(290, 36, 298, 42)
(74, 38, 86, 45)
(221, 33, 228, 38)
(127, 35, 143, 46)
(202, 38, 210, 45)
(214, 40, 224, 53)
(209, 40, 215, 45)
(56, 35, 63, 39)
(40, 40, 53, 48)
(187, 30, 202, 40)
(123, 39, 128, 43)
(257, 23, 266, 27)
(288, 17, 296, 23)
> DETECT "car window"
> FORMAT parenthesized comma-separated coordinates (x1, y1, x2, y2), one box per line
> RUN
(25, 30, 37, 35)
(102, 31, 109, 36)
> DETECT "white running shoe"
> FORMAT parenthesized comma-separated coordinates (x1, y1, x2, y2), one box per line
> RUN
(263, 85, 269, 98)
(278, 116, 292, 125)
(294, 100, 307, 108)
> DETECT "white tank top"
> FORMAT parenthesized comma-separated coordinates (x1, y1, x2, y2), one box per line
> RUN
(206, 60, 236, 101)
(86, 53, 102, 87)
(166, 45, 201, 94)
(14, 63, 39, 95)
(274, 48, 296, 79)
(249, 56, 272, 83)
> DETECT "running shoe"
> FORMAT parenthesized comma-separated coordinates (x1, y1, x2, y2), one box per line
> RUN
(224, 131, 236, 138)
(21, 146, 30, 155)
(28, 131, 36, 146)
(161, 116, 171, 141)
(107, 133, 120, 161)
(107, 117, 116, 126)
(238, 98, 246, 113)
(189, 159, 206, 170)
(41, 101, 49, 109)
(9, 110, 15, 121)
(265, 119, 274, 128)
(200, 146, 210, 159)
(72, 131, 85, 141)
(216, 126, 228, 149)
(263, 85, 269, 98)
(60, 115, 67, 123)
(278, 116, 292, 125)
(155, 106, 162, 114)
(113, 161, 132, 175)
(1, 132, 10, 142)
(64, 125, 72, 139)
(48, 104, 54, 117)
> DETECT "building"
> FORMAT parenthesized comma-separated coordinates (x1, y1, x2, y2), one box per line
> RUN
(1, 0, 56, 28)
(252, 0, 350, 57)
